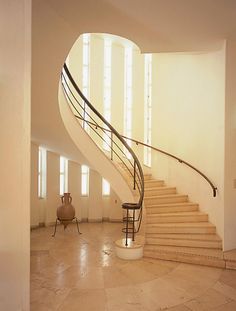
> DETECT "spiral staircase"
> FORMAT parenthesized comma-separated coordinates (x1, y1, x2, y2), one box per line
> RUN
(59, 64, 236, 269)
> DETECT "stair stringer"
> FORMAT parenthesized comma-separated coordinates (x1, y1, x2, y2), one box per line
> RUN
(58, 85, 135, 204)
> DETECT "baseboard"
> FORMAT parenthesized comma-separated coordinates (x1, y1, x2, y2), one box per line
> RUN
(30, 222, 46, 230)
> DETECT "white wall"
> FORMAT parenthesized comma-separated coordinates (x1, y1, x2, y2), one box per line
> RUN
(46, 152, 60, 224)
(151, 48, 226, 244)
(224, 40, 236, 250)
(68, 160, 82, 221)
(0, 1, 31, 310)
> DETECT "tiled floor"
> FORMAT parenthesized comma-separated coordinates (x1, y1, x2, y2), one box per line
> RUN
(31, 222, 236, 310)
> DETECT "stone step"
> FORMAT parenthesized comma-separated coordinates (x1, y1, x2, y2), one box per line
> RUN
(144, 174, 152, 180)
(146, 211, 208, 224)
(146, 222, 216, 234)
(146, 233, 222, 249)
(144, 186, 176, 196)
(144, 179, 165, 188)
(145, 194, 188, 205)
(144, 244, 225, 268)
(146, 233, 222, 241)
(146, 202, 199, 214)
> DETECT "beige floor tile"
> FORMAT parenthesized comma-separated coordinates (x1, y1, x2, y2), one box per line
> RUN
(213, 281, 236, 300)
(184, 288, 232, 310)
(219, 269, 236, 289)
(57, 288, 107, 311)
(30, 223, 236, 310)
(30, 285, 71, 310)
(162, 263, 222, 297)
(166, 305, 191, 311)
(106, 285, 148, 311)
(103, 265, 134, 288)
(137, 278, 192, 310)
(214, 300, 236, 311)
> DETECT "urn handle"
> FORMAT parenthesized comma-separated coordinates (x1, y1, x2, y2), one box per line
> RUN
(69, 195, 72, 203)
(61, 195, 64, 204)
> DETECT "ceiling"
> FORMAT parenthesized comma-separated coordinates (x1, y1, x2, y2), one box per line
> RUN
(46, 0, 236, 52)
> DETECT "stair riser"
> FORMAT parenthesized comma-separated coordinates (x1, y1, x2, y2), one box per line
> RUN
(145, 196, 188, 205)
(146, 238, 222, 249)
(144, 175, 152, 180)
(145, 181, 165, 188)
(145, 188, 176, 196)
(143, 251, 225, 268)
(146, 206, 198, 214)
(146, 226, 216, 234)
(146, 215, 208, 224)
(146, 233, 221, 241)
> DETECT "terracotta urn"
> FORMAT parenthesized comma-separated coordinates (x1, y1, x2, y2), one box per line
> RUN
(57, 193, 75, 228)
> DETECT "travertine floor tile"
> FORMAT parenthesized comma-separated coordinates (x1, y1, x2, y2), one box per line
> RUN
(30, 223, 236, 311)
(166, 305, 191, 311)
(184, 288, 232, 310)
(214, 300, 236, 311)
(57, 288, 107, 311)
(213, 281, 236, 301)
(219, 269, 236, 289)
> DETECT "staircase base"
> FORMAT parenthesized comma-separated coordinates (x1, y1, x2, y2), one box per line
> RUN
(144, 246, 227, 268)
(115, 238, 143, 260)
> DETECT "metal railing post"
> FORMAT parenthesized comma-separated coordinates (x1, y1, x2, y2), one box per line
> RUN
(133, 160, 136, 190)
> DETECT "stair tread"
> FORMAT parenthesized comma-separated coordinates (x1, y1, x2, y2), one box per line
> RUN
(144, 244, 223, 258)
(145, 194, 188, 199)
(147, 211, 207, 217)
(146, 233, 222, 241)
(147, 222, 215, 227)
(145, 186, 176, 191)
(145, 179, 164, 182)
(146, 202, 198, 208)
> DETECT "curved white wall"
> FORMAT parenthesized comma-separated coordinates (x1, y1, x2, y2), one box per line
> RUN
(59, 84, 134, 204)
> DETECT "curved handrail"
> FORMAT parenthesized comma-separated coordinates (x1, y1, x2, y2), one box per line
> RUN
(123, 137, 217, 197)
(61, 64, 145, 239)
(70, 114, 217, 197)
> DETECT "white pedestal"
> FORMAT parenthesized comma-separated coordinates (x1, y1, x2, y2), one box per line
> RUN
(115, 238, 143, 260)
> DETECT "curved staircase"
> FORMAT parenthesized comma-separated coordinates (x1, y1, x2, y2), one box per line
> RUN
(143, 174, 226, 268)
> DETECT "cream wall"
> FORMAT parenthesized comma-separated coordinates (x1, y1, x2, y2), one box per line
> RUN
(151, 48, 226, 245)
(30, 144, 122, 227)
(224, 40, 236, 250)
(0, 1, 31, 310)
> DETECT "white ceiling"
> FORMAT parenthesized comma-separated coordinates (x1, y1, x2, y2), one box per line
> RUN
(47, 0, 236, 52)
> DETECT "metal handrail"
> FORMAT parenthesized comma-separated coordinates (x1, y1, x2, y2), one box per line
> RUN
(61, 64, 145, 243)
(70, 114, 217, 197)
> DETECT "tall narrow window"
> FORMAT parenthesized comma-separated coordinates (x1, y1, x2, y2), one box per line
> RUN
(38, 147, 47, 198)
(60, 156, 68, 196)
(103, 39, 112, 151)
(102, 178, 110, 196)
(144, 54, 152, 167)
(81, 165, 89, 196)
(124, 46, 133, 157)
(82, 33, 90, 131)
